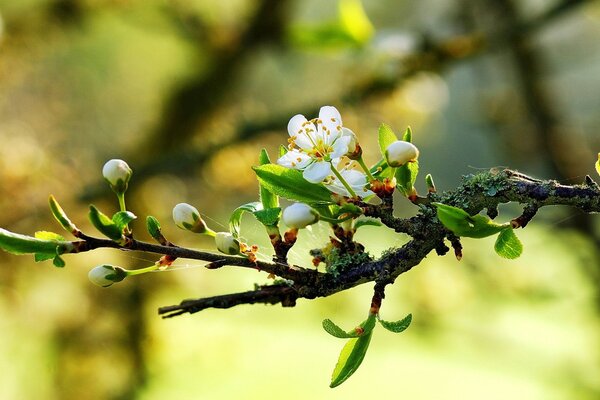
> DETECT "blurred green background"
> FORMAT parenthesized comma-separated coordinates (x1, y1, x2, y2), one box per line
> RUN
(0, 0, 599, 398)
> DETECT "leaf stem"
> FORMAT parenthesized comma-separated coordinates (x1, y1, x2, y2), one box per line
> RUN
(125, 264, 159, 276)
(357, 156, 375, 182)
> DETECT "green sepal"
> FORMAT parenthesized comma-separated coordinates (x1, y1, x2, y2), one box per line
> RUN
(434, 203, 507, 238)
(595, 153, 600, 177)
(353, 218, 382, 230)
(146, 216, 162, 242)
(494, 227, 523, 259)
(395, 159, 418, 197)
(253, 165, 333, 204)
(258, 149, 279, 210)
(378, 313, 412, 333)
(330, 331, 373, 388)
(48, 195, 77, 233)
(253, 208, 281, 227)
(229, 202, 262, 238)
(0, 228, 73, 256)
(112, 211, 137, 232)
(88, 205, 123, 241)
(378, 123, 398, 158)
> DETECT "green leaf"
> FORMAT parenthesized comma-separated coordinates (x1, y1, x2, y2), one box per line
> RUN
(402, 126, 413, 142)
(229, 202, 262, 238)
(378, 123, 398, 157)
(395, 159, 419, 197)
(35, 252, 56, 262)
(35, 231, 65, 242)
(112, 211, 137, 232)
(88, 205, 123, 241)
(253, 208, 281, 227)
(53, 255, 66, 268)
(330, 331, 373, 388)
(494, 227, 523, 259)
(322, 319, 362, 339)
(378, 313, 412, 333)
(253, 165, 333, 204)
(434, 203, 506, 238)
(339, 0, 374, 44)
(146, 216, 162, 242)
(48, 195, 77, 233)
(279, 145, 288, 157)
(596, 153, 600, 177)
(353, 218, 382, 230)
(0, 228, 72, 256)
(258, 149, 279, 210)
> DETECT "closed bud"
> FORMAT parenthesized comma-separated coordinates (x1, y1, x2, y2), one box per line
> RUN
(343, 128, 362, 160)
(102, 159, 132, 193)
(215, 232, 241, 255)
(282, 203, 319, 229)
(172, 203, 210, 233)
(384, 141, 419, 167)
(88, 264, 127, 287)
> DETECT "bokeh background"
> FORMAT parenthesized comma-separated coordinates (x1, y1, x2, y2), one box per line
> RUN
(0, 0, 599, 399)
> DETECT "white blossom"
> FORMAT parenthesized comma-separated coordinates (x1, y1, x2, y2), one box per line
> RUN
(384, 141, 419, 167)
(282, 203, 319, 229)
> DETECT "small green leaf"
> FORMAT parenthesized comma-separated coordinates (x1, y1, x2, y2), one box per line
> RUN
(253, 165, 333, 204)
(35, 252, 56, 262)
(0, 228, 72, 255)
(595, 153, 600, 177)
(353, 218, 382, 230)
(253, 208, 281, 227)
(494, 227, 523, 259)
(49, 195, 77, 233)
(258, 149, 279, 210)
(322, 319, 361, 339)
(434, 203, 506, 238)
(378, 123, 398, 157)
(112, 211, 137, 231)
(395, 159, 419, 197)
(88, 205, 123, 241)
(402, 126, 412, 142)
(229, 202, 262, 238)
(330, 331, 373, 388)
(35, 231, 65, 242)
(146, 216, 162, 242)
(378, 313, 412, 333)
(279, 145, 288, 157)
(53, 255, 66, 268)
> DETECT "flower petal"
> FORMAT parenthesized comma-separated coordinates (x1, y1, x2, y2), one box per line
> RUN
(303, 161, 331, 183)
(330, 135, 352, 159)
(319, 106, 343, 144)
(277, 150, 311, 170)
(288, 114, 314, 149)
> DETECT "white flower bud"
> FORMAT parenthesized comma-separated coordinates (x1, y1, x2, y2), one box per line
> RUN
(88, 264, 127, 287)
(215, 232, 240, 255)
(282, 203, 319, 229)
(172, 203, 209, 233)
(102, 159, 132, 193)
(343, 128, 362, 160)
(384, 141, 419, 167)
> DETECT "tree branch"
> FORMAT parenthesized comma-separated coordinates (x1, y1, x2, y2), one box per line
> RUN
(150, 169, 599, 317)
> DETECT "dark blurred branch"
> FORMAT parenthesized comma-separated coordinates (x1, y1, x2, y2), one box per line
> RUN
(157, 169, 600, 317)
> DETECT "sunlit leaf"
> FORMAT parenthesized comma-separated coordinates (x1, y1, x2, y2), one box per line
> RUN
(48, 195, 77, 233)
(402, 126, 413, 142)
(330, 331, 373, 388)
(322, 319, 361, 339)
(434, 203, 506, 238)
(258, 149, 279, 210)
(112, 211, 137, 232)
(339, 0, 374, 44)
(253, 165, 333, 203)
(88, 205, 122, 241)
(253, 208, 281, 227)
(0, 228, 71, 256)
(494, 227, 523, 259)
(353, 218, 382, 230)
(229, 202, 262, 238)
(378, 313, 412, 333)
(378, 123, 398, 158)
(595, 153, 600, 177)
